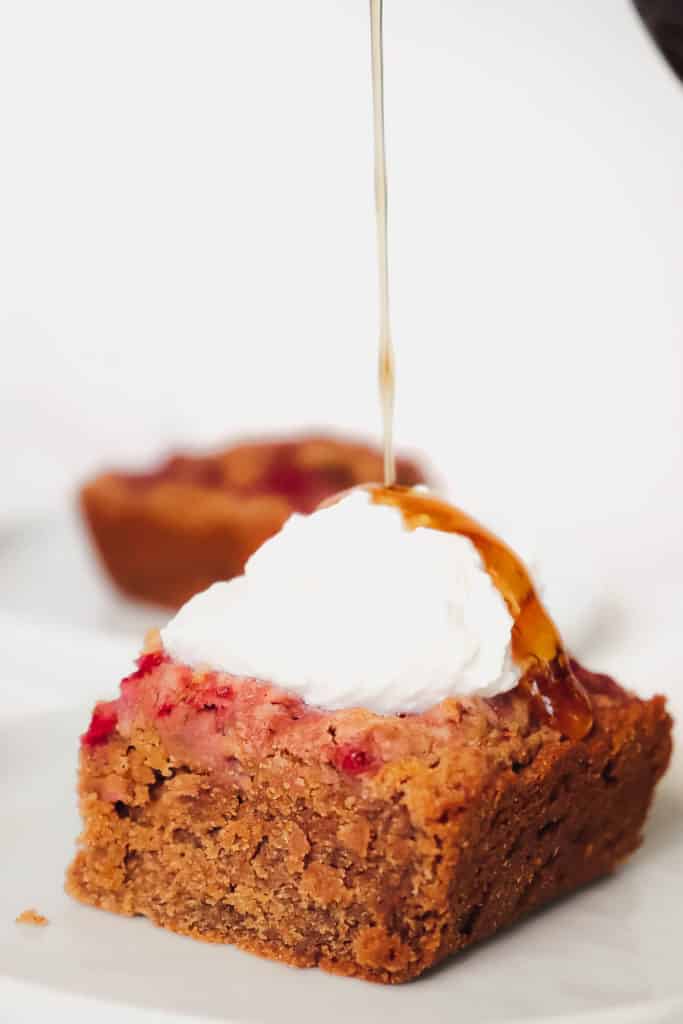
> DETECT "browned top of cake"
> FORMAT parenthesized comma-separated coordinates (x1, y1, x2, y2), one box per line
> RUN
(81, 647, 656, 832)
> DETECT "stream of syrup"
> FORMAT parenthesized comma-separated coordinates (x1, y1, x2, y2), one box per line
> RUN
(366, 9, 592, 739)
(370, 0, 396, 487)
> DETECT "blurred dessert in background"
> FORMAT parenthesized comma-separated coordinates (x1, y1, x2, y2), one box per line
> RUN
(80, 435, 426, 609)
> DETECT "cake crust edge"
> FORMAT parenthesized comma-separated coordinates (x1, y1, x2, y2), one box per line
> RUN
(66, 675, 672, 984)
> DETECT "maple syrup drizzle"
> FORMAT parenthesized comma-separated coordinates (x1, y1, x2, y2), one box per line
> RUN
(363, 10, 592, 738)
(370, 486, 594, 740)
(370, 0, 396, 487)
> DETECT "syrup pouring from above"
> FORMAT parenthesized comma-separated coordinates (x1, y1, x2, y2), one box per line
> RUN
(366, 1, 592, 739)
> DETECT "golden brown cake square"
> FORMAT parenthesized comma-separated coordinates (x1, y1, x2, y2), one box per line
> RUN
(66, 650, 671, 983)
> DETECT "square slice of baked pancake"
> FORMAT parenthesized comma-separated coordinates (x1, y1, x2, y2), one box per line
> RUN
(66, 648, 671, 984)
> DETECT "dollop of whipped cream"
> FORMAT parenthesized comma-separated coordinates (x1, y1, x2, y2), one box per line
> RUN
(161, 489, 519, 714)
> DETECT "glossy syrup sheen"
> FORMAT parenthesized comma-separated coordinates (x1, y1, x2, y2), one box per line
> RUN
(371, 486, 594, 740)
(370, 0, 396, 487)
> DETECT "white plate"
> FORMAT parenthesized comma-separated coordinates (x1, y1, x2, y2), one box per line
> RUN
(1, 610, 682, 1024)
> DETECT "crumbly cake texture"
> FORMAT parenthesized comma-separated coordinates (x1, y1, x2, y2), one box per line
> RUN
(81, 436, 425, 609)
(15, 908, 48, 927)
(66, 652, 672, 984)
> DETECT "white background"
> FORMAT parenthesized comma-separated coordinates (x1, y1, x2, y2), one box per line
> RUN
(0, 0, 682, 637)
(1, 4, 683, 1020)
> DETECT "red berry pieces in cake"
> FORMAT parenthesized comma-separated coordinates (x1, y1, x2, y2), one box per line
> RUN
(337, 746, 375, 775)
(121, 650, 167, 686)
(82, 702, 118, 748)
(120, 651, 169, 706)
(131, 650, 167, 680)
(188, 678, 235, 711)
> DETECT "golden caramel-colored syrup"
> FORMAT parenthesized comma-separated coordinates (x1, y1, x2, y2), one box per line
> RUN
(371, 486, 594, 740)
(363, 11, 591, 739)
(370, 0, 396, 487)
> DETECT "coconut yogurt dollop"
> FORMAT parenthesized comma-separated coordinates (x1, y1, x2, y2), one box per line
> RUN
(162, 488, 519, 714)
